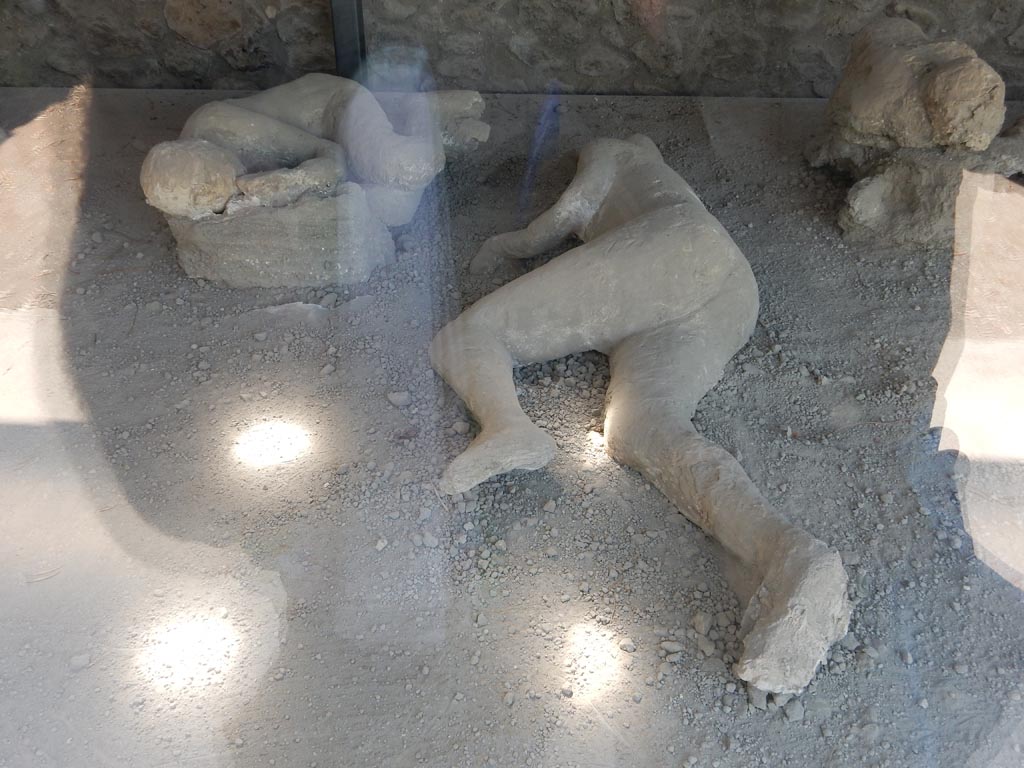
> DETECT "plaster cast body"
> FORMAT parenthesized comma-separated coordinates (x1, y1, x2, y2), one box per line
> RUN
(810, 18, 1023, 246)
(811, 17, 1005, 173)
(430, 135, 851, 694)
(839, 126, 1024, 245)
(140, 74, 489, 286)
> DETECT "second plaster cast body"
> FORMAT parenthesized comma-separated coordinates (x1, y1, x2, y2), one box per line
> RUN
(431, 135, 851, 694)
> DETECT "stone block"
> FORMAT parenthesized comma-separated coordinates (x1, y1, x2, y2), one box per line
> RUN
(168, 184, 395, 288)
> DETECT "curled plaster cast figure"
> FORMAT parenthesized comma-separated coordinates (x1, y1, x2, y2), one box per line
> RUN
(835, 122, 1024, 246)
(808, 18, 1022, 246)
(140, 74, 489, 287)
(810, 17, 1005, 173)
(430, 136, 851, 694)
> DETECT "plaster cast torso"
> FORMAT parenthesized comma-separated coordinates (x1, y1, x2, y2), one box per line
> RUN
(227, 73, 356, 137)
(578, 138, 709, 240)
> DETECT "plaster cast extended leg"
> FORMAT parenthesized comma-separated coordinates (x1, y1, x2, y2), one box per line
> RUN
(603, 285, 850, 694)
(429, 320, 556, 494)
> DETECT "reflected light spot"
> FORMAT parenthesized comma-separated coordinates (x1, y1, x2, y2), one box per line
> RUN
(933, 171, 1024, 588)
(136, 615, 240, 691)
(565, 622, 624, 702)
(234, 420, 310, 467)
(583, 430, 610, 468)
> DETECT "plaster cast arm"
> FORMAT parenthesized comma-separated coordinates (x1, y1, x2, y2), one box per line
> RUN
(469, 149, 614, 274)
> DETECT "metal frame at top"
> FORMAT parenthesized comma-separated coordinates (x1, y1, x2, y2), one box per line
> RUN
(330, 0, 366, 80)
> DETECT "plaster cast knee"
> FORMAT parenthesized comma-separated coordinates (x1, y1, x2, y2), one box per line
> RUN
(329, 84, 444, 190)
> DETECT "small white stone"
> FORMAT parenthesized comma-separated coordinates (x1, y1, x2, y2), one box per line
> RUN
(691, 611, 713, 635)
(784, 699, 805, 722)
(387, 391, 412, 407)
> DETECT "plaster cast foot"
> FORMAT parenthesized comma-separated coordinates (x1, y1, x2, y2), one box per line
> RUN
(733, 531, 851, 694)
(440, 424, 556, 495)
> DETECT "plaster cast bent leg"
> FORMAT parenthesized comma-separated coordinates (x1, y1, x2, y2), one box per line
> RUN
(603, 274, 851, 694)
(432, 204, 743, 493)
(430, 321, 557, 494)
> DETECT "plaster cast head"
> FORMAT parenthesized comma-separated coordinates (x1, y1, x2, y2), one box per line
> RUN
(140, 139, 243, 219)
(816, 16, 1006, 167)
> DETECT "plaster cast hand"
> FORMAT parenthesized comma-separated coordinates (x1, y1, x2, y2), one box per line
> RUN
(469, 232, 521, 274)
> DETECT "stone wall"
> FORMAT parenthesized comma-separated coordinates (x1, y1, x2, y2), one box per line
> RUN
(0, 0, 335, 90)
(2, 0, 1024, 98)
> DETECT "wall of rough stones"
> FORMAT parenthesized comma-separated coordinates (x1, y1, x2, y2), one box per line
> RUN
(2, 0, 1024, 98)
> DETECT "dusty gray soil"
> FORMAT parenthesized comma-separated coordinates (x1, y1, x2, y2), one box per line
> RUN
(2, 87, 1024, 768)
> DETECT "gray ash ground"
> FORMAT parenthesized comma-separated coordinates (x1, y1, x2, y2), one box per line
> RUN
(6, 89, 1024, 767)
